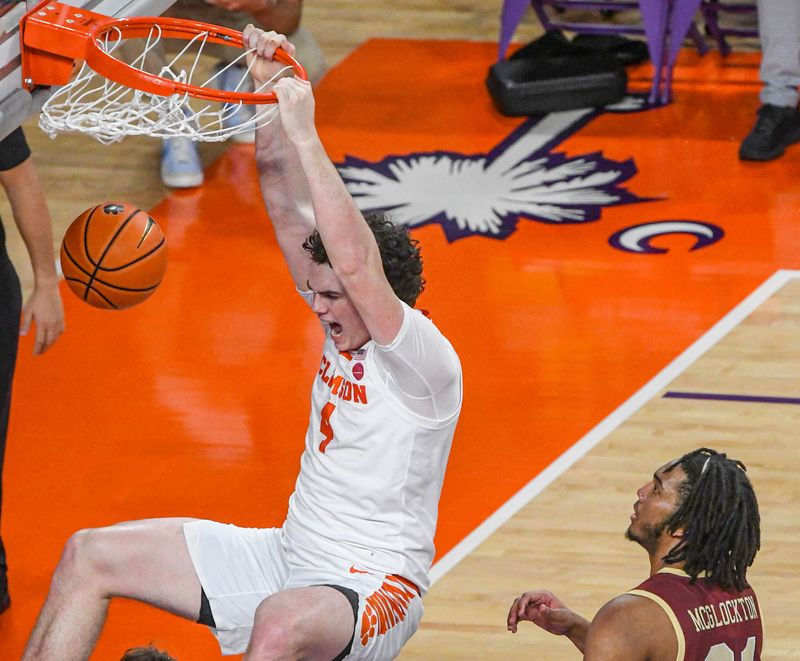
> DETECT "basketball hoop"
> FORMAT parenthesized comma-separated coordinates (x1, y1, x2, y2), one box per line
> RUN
(20, 1, 307, 143)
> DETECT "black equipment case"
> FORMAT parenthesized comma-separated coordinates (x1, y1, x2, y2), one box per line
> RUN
(486, 51, 628, 116)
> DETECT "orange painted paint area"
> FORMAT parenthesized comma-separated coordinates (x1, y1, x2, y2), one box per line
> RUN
(2, 41, 797, 659)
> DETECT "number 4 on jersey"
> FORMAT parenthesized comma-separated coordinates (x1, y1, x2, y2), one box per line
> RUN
(319, 402, 336, 453)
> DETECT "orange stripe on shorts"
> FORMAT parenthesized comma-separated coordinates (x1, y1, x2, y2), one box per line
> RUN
(359, 575, 420, 646)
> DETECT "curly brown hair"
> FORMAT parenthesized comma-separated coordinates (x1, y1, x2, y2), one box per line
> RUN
(120, 646, 177, 661)
(302, 210, 425, 306)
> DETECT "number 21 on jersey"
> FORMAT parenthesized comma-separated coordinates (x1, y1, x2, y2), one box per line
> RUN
(705, 637, 756, 661)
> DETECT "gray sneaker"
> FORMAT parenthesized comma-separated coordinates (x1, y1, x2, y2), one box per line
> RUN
(161, 137, 203, 188)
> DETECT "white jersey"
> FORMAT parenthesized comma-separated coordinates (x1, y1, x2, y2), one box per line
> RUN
(283, 295, 462, 594)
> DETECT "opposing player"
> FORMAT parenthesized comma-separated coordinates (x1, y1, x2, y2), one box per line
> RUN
(22, 29, 461, 661)
(507, 448, 762, 660)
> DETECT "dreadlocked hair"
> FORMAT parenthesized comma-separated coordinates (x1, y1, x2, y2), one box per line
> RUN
(302, 210, 425, 307)
(662, 448, 760, 592)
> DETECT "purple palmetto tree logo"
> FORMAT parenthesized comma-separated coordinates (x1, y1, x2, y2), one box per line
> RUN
(337, 98, 652, 242)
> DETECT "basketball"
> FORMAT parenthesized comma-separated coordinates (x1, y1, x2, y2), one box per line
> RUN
(59, 202, 168, 310)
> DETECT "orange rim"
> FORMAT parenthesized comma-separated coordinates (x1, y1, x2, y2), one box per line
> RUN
(85, 16, 307, 103)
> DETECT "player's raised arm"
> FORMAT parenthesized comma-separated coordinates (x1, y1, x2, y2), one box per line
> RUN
(247, 27, 317, 291)
(270, 75, 405, 346)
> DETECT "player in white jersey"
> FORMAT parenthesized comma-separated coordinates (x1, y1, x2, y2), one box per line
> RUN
(23, 28, 462, 661)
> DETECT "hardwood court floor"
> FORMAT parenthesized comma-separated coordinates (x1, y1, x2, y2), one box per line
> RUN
(1, 10, 798, 661)
(404, 274, 800, 660)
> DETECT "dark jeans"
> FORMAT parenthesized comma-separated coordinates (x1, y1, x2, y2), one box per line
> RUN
(0, 232, 22, 594)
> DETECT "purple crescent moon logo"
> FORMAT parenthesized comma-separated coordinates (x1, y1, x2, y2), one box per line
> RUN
(609, 221, 724, 254)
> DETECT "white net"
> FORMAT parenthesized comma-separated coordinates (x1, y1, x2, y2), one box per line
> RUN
(39, 25, 293, 144)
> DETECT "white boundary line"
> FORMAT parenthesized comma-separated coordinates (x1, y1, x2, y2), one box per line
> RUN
(429, 269, 800, 585)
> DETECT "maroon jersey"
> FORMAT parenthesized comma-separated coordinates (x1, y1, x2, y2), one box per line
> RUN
(628, 568, 762, 661)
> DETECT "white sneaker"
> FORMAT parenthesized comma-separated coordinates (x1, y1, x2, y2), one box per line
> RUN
(161, 137, 203, 188)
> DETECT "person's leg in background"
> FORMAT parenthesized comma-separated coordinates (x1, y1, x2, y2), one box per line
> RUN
(740, 0, 800, 161)
(189, 0, 327, 87)
(158, 0, 327, 187)
(116, 28, 205, 189)
(0, 227, 23, 614)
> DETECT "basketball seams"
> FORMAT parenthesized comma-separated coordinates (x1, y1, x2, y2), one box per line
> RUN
(75, 284, 117, 309)
(62, 278, 119, 309)
(61, 240, 95, 280)
(91, 238, 166, 272)
(71, 216, 166, 273)
(63, 230, 163, 294)
(63, 237, 164, 281)
(85, 207, 142, 294)
(79, 277, 161, 293)
(64, 273, 162, 293)
(80, 205, 103, 269)
(61, 202, 168, 309)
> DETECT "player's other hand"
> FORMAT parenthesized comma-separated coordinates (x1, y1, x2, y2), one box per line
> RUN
(242, 25, 296, 89)
(507, 589, 575, 635)
(272, 77, 315, 146)
(21, 281, 65, 355)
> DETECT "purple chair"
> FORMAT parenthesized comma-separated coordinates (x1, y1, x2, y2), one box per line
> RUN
(499, 0, 708, 103)
(700, 1, 758, 56)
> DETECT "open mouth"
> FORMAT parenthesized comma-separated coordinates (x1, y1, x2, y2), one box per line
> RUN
(330, 322, 343, 338)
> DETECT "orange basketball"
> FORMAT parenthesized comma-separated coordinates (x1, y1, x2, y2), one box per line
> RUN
(60, 202, 168, 310)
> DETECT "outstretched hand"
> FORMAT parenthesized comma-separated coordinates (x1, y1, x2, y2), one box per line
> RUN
(21, 282, 64, 355)
(241, 25, 297, 90)
(507, 589, 576, 635)
(271, 77, 315, 146)
(241, 25, 315, 145)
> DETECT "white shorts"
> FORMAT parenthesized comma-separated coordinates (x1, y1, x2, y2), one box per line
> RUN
(182, 521, 424, 659)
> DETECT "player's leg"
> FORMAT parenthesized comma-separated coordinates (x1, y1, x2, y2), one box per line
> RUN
(758, 0, 800, 109)
(113, 24, 203, 188)
(740, 0, 800, 160)
(168, 0, 327, 85)
(244, 569, 424, 660)
(0, 244, 22, 612)
(244, 585, 357, 660)
(22, 517, 203, 661)
(348, 574, 425, 660)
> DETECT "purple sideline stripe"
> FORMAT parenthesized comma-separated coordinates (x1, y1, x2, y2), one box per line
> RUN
(663, 391, 800, 405)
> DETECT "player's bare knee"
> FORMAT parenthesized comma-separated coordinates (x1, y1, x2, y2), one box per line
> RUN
(58, 527, 118, 588)
(247, 602, 307, 659)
